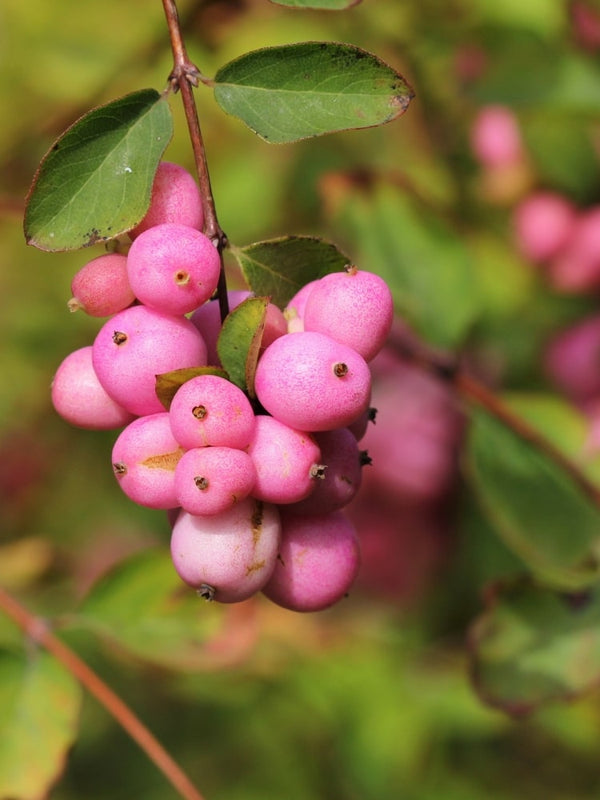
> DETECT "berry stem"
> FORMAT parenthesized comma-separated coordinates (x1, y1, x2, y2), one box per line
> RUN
(161, 0, 229, 323)
(0, 585, 207, 800)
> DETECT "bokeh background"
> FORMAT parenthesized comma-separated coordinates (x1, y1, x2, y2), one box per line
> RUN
(3, 1, 600, 798)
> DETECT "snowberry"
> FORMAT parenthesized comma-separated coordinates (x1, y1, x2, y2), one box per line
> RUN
(284, 279, 318, 333)
(470, 105, 524, 167)
(254, 331, 371, 432)
(129, 161, 204, 238)
(112, 412, 183, 509)
(51, 346, 135, 430)
(68, 253, 135, 317)
(246, 414, 323, 504)
(544, 315, 600, 405)
(548, 206, 600, 293)
(303, 267, 394, 361)
(262, 509, 360, 612)
(513, 192, 577, 264)
(174, 446, 256, 516)
(92, 304, 207, 416)
(170, 498, 281, 603)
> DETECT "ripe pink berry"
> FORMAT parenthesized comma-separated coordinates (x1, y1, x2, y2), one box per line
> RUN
(303, 267, 394, 361)
(284, 280, 318, 333)
(548, 206, 600, 293)
(51, 346, 135, 430)
(169, 374, 256, 450)
(68, 253, 135, 317)
(513, 192, 577, 264)
(129, 161, 204, 238)
(254, 331, 371, 432)
(112, 413, 184, 509)
(262, 509, 360, 612)
(174, 446, 256, 516)
(92, 305, 207, 416)
(544, 315, 600, 404)
(170, 498, 281, 603)
(470, 105, 524, 167)
(126, 223, 221, 315)
(246, 415, 322, 504)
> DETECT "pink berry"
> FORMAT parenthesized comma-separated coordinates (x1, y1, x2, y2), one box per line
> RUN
(544, 315, 600, 404)
(262, 509, 360, 612)
(169, 374, 256, 450)
(548, 206, 600, 293)
(129, 161, 204, 238)
(170, 498, 281, 603)
(126, 223, 221, 315)
(254, 331, 371, 432)
(175, 446, 256, 516)
(92, 305, 207, 416)
(68, 253, 135, 317)
(246, 415, 322, 504)
(303, 267, 393, 362)
(284, 280, 318, 333)
(112, 413, 184, 509)
(513, 192, 577, 264)
(51, 346, 135, 430)
(470, 105, 524, 167)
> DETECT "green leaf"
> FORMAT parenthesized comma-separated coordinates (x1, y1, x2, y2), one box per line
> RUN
(24, 88, 173, 251)
(269, 0, 362, 7)
(469, 578, 600, 714)
(73, 548, 229, 671)
(231, 235, 349, 309)
(155, 366, 229, 410)
(465, 406, 600, 591)
(0, 648, 81, 799)
(213, 42, 414, 143)
(217, 296, 269, 397)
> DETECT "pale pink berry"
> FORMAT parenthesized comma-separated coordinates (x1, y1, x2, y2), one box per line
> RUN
(303, 267, 394, 361)
(112, 413, 184, 509)
(262, 509, 360, 612)
(129, 161, 204, 238)
(68, 253, 135, 317)
(284, 280, 318, 333)
(175, 446, 256, 516)
(126, 223, 221, 315)
(548, 206, 600, 293)
(92, 305, 207, 416)
(247, 415, 322, 504)
(191, 290, 250, 365)
(470, 105, 524, 167)
(169, 374, 256, 449)
(513, 192, 577, 264)
(51, 346, 135, 430)
(254, 331, 371, 432)
(544, 315, 600, 404)
(170, 498, 281, 603)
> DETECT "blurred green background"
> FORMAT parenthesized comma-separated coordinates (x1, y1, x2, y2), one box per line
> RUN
(3, 0, 600, 798)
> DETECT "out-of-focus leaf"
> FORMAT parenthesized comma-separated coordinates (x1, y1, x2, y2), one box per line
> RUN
(24, 89, 172, 251)
(213, 42, 413, 143)
(155, 366, 229, 410)
(470, 578, 600, 714)
(269, 0, 362, 6)
(0, 648, 81, 800)
(231, 236, 349, 309)
(217, 296, 269, 397)
(465, 405, 600, 590)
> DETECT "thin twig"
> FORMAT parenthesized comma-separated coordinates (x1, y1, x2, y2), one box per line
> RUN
(0, 585, 206, 800)
(161, 0, 229, 322)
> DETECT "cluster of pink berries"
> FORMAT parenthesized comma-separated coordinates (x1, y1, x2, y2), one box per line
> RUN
(51, 161, 395, 612)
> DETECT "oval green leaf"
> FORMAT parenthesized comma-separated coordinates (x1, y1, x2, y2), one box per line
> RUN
(469, 579, 600, 715)
(155, 366, 229, 410)
(24, 88, 173, 251)
(270, 0, 362, 7)
(0, 648, 81, 799)
(217, 296, 269, 397)
(213, 42, 414, 143)
(465, 405, 600, 591)
(231, 235, 349, 310)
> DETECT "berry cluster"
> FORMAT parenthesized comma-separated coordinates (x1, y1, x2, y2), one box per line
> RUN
(51, 161, 395, 612)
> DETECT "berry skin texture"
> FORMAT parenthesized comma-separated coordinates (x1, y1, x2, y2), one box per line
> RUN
(174, 446, 256, 516)
(254, 331, 371, 432)
(68, 253, 135, 317)
(170, 498, 281, 603)
(112, 413, 184, 509)
(51, 346, 135, 430)
(303, 268, 394, 362)
(129, 161, 204, 238)
(126, 223, 221, 315)
(92, 305, 207, 416)
(246, 415, 322, 504)
(261, 510, 361, 612)
(169, 374, 256, 450)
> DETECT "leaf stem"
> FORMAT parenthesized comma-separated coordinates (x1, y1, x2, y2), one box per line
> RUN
(0, 585, 207, 800)
(161, 0, 229, 322)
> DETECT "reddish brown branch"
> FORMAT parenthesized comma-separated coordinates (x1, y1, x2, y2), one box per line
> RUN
(0, 585, 206, 800)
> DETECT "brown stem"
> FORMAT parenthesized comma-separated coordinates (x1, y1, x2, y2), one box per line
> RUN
(387, 325, 600, 509)
(161, 0, 229, 322)
(0, 585, 206, 800)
